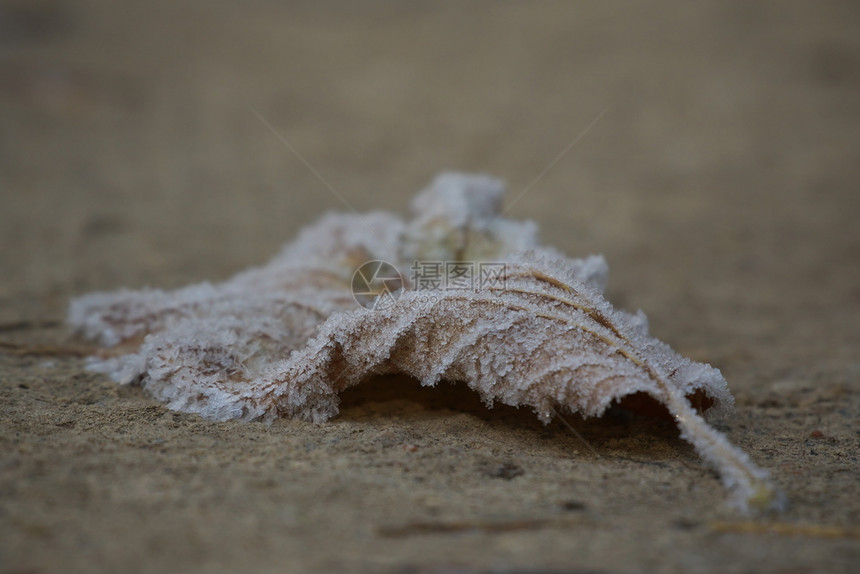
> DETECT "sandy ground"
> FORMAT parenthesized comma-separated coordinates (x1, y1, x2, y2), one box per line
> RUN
(1, 1, 859, 572)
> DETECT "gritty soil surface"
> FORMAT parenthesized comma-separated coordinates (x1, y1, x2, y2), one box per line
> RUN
(1, 1, 858, 573)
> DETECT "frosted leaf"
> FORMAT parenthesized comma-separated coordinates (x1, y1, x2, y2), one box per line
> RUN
(68, 172, 782, 513)
(403, 172, 541, 265)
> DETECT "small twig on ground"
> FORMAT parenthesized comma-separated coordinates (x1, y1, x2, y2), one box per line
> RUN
(377, 516, 590, 538)
(709, 521, 860, 539)
(0, 319, 61, 332)
(0, 340, 95, 357)
(550, 405, 601, 459)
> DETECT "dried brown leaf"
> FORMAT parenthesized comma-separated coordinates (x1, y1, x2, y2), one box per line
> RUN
(68, 173, 783, 512)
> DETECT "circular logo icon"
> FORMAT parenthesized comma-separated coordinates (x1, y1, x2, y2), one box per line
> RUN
(351, 260, 404, 310)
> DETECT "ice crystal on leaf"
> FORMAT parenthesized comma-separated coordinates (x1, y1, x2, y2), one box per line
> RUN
(69, 172, 783, 512)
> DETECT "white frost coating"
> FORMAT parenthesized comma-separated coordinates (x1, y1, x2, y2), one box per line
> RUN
(68, 172, 782, 513)
(411, 172, 507, 225)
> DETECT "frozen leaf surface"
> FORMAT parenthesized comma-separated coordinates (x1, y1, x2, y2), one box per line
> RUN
(69, 172, 782, 512)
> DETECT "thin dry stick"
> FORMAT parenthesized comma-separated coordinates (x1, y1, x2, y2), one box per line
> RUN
(549, 404, 601, 459)
(709, 521, 860, 539)
(0, 319, 61, 332)
(0, 340, 96, 357)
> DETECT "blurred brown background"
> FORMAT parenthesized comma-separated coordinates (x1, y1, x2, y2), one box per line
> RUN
(1, 1, 858, 573)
